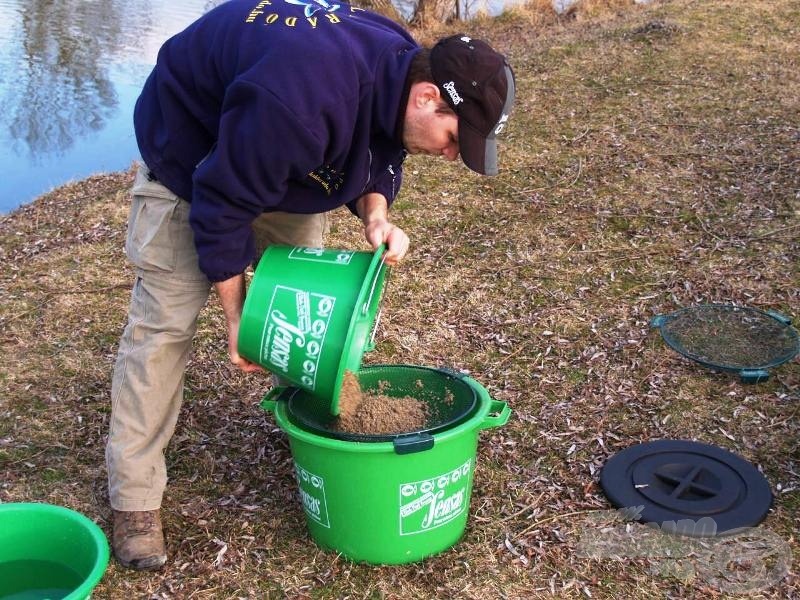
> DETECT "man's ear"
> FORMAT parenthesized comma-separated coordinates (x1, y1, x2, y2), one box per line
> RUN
(410, 81, 442, 108)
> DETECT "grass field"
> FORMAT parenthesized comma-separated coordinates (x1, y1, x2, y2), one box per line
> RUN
(1, 0, 798, 597)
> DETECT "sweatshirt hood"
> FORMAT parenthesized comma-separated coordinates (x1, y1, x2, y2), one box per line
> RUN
(370, 44, 420, 144)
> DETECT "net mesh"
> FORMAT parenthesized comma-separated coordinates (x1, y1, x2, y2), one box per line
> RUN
(658, 305, 799, 370)
(287, 365, 478, 441)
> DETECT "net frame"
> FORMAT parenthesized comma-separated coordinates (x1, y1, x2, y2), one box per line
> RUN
(652, 304, 799, 372)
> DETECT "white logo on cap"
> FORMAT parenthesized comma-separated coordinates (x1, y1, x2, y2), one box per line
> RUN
(443, 81, 463, 106)
(460, 36, 472, 43)
(494, 113, 509, 135)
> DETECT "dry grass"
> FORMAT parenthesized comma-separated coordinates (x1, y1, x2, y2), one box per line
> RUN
(1, 0, 798, 598)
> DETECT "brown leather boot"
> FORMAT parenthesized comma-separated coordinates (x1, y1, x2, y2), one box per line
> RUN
(112, 509, 167, 571)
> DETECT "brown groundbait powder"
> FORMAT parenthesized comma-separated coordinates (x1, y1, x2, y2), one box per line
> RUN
(334, 371, 429, 435)
(337, 370, 365, 421)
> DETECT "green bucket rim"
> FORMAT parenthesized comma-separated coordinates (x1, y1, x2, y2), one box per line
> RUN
(328, 246, 389, 415)
(0, 502, 110, 599)
(284, 365, 479, 442)
(261, 365, 512, 453)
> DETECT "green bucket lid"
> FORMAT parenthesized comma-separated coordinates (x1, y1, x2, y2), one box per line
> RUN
(239, 245, 389, 415)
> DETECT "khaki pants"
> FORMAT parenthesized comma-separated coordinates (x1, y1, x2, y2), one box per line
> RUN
(106, 164, 328, 511)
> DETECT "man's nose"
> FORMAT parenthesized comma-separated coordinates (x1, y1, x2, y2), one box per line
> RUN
(442, 144, 459, 161)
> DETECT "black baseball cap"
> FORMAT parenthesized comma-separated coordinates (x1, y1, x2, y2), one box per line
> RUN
(430, 34, 515, 176)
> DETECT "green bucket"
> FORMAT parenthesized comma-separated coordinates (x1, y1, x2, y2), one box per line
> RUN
(0, 503, 110, 600)
(261, 365, 511, 564)
(239, 245, 388, 414)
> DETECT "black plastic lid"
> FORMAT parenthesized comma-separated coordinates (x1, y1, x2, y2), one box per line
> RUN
(600, 440, 773, 536)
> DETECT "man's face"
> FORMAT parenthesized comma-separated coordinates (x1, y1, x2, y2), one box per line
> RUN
(402, 83, 460, 162)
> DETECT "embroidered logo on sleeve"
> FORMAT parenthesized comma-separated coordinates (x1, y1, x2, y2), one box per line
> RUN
(307, 165, 344, 196)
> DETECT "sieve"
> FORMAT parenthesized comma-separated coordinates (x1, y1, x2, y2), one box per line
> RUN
(650, 304, 799, 383)
(266, 365, 480, 444)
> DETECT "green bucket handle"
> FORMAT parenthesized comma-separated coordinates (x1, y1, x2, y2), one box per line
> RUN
(479, 399, 511, 430)
(362, 247, 389, 353)
(260, 386, 289, 413)
(362, 249, 388, 317)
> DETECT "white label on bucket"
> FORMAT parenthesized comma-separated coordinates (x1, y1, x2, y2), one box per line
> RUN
(288, 247, 355, 265)
(295, 464, 330, 528)
(398, 459, 473, 536)
(260, 285, 335, 391)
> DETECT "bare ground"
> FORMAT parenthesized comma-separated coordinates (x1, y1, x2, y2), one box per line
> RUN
(1, 0, 798, 598)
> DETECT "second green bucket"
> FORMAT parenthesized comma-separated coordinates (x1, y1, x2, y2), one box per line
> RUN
(0, 503, 109, 600)
(260, 365, 512, 564)
(238, 245, 388, 414)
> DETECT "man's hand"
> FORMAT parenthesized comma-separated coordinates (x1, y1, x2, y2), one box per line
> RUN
(214, 274, 265, 374)
(356, 193, 409, 265)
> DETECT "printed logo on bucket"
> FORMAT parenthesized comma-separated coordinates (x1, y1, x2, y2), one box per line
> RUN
(288, 247, 355, 265)
(295, 464, 330, 528)
(399, 459, 473, 535)
(261, 285, 335, 390)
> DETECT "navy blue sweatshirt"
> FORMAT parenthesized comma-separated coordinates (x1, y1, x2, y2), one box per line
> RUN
(134, 0, 418, 282)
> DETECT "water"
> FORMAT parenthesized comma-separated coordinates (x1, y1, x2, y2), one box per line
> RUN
(0, 0, 525, 215)
(0, 558, 84, 600)
(0, 0, 219, 214)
